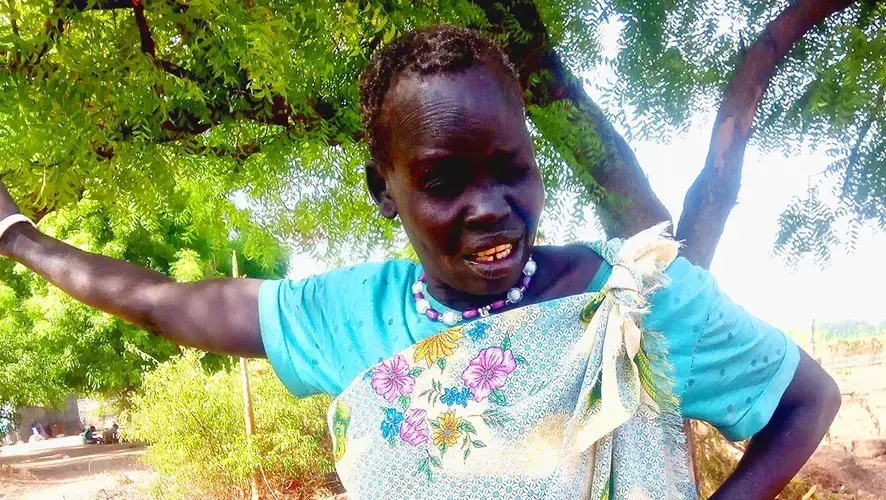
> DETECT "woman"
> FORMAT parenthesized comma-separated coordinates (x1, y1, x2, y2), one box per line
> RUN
(0, 26, 839, 499)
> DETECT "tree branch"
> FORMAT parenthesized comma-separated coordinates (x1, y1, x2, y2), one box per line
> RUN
(676, 0, 857, 268)
(131, 0, 155, 57)
(471, 0, 672, 239)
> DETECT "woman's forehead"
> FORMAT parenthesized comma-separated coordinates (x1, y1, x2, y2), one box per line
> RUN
(380, 66, 529, 165)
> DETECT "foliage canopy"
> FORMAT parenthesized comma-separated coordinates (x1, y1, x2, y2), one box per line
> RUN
(2, 1, 884, 260)
(1, 0, 885, 404)
(0, 195, 288, 406)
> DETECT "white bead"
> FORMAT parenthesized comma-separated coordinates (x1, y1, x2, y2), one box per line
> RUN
(416, 299, 431, 314)
(523, 259, 537, 276)
(441, 311, 459, 326)
(411, 281, 424, 294)
(507, 288, 523, 303)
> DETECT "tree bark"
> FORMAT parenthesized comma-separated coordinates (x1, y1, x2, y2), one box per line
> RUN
(676, 0, 857, 268)
(472, 0, 672, 239)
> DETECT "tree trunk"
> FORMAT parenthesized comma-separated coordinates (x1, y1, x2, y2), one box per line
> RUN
(473, 0, 672, 239)
(676, 0, 857, 268)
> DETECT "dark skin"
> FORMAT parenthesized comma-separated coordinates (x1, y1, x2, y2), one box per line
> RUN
(0, 63, 839, 498)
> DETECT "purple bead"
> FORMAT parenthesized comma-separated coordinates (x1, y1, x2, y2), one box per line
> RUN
(419, 271, 426, 281)
(425, 308, 440, 321)
(463, 309, 479, 319)
(521, 275, 532, 288)
(413, 293, 425, 300)
(490, 300, 506, 310)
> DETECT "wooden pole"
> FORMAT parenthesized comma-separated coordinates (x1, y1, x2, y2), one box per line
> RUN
(811, 317, 816, 361)
(233, 252, 260, 500)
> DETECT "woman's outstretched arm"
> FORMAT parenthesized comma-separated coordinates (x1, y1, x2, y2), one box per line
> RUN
(0, 181, 266, 357)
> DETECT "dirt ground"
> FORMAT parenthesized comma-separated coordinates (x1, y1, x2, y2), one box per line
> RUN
(0, 436, 153, 500)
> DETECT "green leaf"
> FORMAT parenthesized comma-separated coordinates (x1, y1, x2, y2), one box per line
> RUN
(488, 389, 509, 406)
(472, 440, 486, 448)
(514, 354, 528, 365)
(580, 293, 605, 327)
(409, 366, 424, 377)
(600, 473, 613, 500)
(529, 382, 547, 396)
(436, 358, 447, 371)
(457, 421, 477, 434)
(429, 455, 441, 468)
(430, 420, 441, 429)
(398, 395, 411, 410)
(501, 335, 511, 351)
(463, 447, 471, 461)
(480, 408, 514, 428)
(585, 377, 603, 414)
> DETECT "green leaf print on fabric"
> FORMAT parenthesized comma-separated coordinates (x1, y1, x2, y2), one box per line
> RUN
(479, 408, 515, 428)
(636, 347, 678, 408)
(580, 293, 606, 328)
(584, 376, 603, 415)
(332, 401, 351, 462)
(488, 389, 510, 406)
(398, 395, 411, 410)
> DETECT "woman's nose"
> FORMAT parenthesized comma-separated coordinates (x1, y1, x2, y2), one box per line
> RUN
(463, 186, 511, 228)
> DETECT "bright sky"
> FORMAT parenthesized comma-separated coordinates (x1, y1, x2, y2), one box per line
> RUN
(631, 125, 885, 331)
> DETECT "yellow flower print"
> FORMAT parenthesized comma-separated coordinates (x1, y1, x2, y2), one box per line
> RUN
(432, 410, 463, 447)
(413, 327, 463, 367)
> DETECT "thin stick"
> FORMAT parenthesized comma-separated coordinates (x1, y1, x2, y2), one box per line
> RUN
(233, 251, 260, 500)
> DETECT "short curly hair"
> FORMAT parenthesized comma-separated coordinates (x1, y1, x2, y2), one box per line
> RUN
(359, 25, 520, 160)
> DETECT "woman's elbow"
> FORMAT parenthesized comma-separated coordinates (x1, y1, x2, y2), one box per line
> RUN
(798, 368, 841, 435)
(818, 371, 842, 424)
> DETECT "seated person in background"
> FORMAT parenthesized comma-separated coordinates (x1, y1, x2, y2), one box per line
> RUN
(28, 426, 45, 443)
(106, 423, 120, 444)
(83, 425, 103, 445)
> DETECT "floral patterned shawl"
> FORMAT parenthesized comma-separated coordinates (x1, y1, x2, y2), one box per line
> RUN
(327, 224, 696, 499)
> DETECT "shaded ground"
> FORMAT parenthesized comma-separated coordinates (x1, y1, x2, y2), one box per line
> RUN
(0, 436, 153, 500)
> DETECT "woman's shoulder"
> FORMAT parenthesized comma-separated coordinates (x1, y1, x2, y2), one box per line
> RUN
(282, 258, 420, 287)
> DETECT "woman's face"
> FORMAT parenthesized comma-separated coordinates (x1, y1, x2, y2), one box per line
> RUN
(370, 64, 544, 298)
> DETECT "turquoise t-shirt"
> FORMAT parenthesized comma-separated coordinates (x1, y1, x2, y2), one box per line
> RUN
(258, 253, 799, 442)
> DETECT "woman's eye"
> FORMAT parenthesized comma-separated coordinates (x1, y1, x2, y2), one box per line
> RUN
(423, 177, 460, 196)
(497, 164, 530, 183)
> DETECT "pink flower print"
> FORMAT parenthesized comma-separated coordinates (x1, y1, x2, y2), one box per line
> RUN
(461, 347, 517, 402)
(371, 354, 415, 402)
(399, 408, 429, 446)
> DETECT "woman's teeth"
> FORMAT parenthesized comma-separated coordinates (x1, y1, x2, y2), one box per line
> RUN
(472, 244, 513, 262)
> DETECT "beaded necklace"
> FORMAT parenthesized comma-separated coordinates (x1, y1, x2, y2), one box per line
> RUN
(411, 256, 537, 326)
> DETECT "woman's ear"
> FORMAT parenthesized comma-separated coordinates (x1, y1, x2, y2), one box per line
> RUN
(365, 159, 398, 219)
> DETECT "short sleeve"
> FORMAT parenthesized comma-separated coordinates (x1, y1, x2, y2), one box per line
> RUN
(258, 261, 425, 398)
(643, 257, 800, 441)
